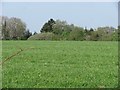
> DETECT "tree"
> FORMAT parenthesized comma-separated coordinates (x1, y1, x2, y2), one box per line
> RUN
(33, 31, 37, 35)
(52, 19, 67, 35)
(8, 17, 26, 40)
(22, 29, 32, 40)
(52, 19, 73, 40)
(2, 20, 9, 40)
(1, 16, 9, 40)
(84, 27, 88, 33)
(90, 28, 94, 32)
(1, 16, 27, 40)
(89, 31, 99, 41)
(41, 18, 55, 33)
(96, 26, 116, 41)
(68, 27, 84, 41)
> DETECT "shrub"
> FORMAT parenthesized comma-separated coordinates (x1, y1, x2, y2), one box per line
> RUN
(28, 32, 54, 40)
(68, 29, 84, 41)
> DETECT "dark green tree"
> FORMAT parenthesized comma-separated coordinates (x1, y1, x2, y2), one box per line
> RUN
(41, 18, 55, 33)
(33, 31, 37, 35)
(84, 27, 88, 33)
(22, 29, 32, 40)
(90, 28, 94, 32)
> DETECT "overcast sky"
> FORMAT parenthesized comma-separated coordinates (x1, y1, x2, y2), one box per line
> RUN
(1, 2, 118, 33)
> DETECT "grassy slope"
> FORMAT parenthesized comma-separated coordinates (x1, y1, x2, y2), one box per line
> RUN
(2, 41, 118, 88)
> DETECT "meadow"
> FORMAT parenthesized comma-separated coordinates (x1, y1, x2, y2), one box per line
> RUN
(2, 41, 118, 88)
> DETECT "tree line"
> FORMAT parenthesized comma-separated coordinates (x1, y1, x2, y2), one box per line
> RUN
(29, 18, 118, 41)
(0, 16, 119, 41)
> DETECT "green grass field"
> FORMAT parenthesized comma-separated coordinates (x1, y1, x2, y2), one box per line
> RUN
(2, 41, 118, 88)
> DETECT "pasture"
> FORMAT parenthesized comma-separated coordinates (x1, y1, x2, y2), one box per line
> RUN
(2, 41, 118, 88)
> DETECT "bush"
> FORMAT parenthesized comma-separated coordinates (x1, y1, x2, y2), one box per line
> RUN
(68, 29, 84, 41)
(28, 32, 54, 40)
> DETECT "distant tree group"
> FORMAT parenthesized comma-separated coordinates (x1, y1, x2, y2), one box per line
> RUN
(0, 17, 118, 41)
(0, 16, 32, 40)
(29, 18, 118, 41)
